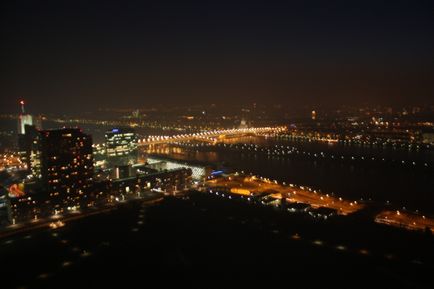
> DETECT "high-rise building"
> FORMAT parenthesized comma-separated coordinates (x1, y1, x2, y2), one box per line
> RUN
(30, 128, 94, 210)
(18, 115, 33, 135)
(18, 125, 39, 170)
(17, 101, 34, 135)
(105, 128, 138, 168)
(17, 101, 41, 169)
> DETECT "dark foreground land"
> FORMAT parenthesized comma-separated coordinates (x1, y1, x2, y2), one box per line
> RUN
(1, 191, 433, 289)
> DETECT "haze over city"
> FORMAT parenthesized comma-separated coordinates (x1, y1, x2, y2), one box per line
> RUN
(2, 0, 434, 113)
(1, 1, 433, 288)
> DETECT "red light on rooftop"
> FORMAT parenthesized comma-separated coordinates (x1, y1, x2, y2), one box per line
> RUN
(19, 100, 26, 113)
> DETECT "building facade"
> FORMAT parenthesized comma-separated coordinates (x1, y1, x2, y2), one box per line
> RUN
(30, 128, 94, 211)
(111, 167, 192, 197)
(17, 125, 39, 170)
(17, 114, 33, 135)
(105, 128, 138, 168)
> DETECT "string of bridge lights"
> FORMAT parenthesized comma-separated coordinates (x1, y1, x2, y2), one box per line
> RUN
(168, 142, 432, 169)
(276, 134, 432, 150)
(138, 126, 287, 144)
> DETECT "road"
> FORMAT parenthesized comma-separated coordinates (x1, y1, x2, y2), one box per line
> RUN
(206, 174, 434, 233)
(375, 210, 434, 232)
(206, 175, 363, 215)
(0, 193, 164, 240)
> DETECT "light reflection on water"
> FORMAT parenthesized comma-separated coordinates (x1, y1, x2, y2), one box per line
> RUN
(146, 136, 434, 213)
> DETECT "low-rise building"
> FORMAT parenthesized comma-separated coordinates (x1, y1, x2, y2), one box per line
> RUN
(309, 207, 337, 219)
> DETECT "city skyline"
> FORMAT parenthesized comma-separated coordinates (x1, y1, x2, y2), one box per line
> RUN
(1, 1, 433, 288)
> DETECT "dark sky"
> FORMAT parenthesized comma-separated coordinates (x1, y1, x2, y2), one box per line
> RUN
(1, 0, 434, 113)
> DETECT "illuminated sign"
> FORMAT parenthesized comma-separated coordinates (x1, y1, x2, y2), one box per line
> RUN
(8, 184, 26, 198)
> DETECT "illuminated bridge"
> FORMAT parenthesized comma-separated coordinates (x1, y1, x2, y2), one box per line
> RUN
(138, 126, 287, 145)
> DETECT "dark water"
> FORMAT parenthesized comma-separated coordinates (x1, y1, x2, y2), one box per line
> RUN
(148, 136, 434, 213)
(2, 195, 433, 288)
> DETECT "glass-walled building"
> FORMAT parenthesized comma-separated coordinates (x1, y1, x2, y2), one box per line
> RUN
(105, 128, 138, 168)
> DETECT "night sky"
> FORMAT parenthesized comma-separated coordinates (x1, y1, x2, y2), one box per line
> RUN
(2, 0, 434, 113)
